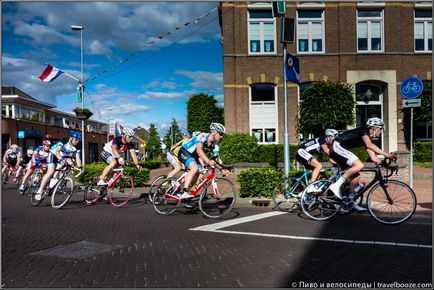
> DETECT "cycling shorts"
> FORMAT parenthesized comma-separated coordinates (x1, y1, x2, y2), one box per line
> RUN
(100, 150, 116, 164)
(166, 151, 180, 167)
(47, 152, 61, 168)
(295, 148, 314, 170)
(28, 160, 47, 170)
(329, 141, 359, 170)
(178, 147, 199, 168)
(6, 159, 17, 167)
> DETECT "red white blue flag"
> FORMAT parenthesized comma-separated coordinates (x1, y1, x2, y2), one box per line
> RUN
(38, 64, 64, 83)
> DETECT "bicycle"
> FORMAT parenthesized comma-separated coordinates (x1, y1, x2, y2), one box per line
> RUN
(152, 161, 236, 219)
(147, 174, 167, 203)
(300, 158, 417, 225)
(83, 167, 134, 208)
(50, 165, 83, 209)
(23, 166, 47, 197)
(272, 167, 340, 212)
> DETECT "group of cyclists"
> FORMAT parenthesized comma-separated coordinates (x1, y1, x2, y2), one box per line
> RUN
(3, 117, 397, 210)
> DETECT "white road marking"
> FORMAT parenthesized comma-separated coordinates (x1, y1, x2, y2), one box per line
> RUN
(190, 212, 432, 249)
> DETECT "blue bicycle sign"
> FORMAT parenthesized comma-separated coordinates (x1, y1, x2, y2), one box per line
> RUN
(400, 77, 424, 99)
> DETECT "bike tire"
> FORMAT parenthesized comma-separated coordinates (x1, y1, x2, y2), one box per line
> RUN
(148, 175, 167, 203)
(152, 177, 181, 215)
(272, 177, 306, 212)
(84, 183, 102, 205)
(51, 177, 74, 209)
(367, 180, 417, 225)
(109, 174, 134, 208)
(199, 178, 237, 219)
(300, 180, 341, 221)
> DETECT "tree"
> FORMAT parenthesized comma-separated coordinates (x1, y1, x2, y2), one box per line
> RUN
(298, 81, 356, 137)
(414, 80, 432, 122)
(163, 118, 184, 147)
(146, 124, 162, 160)
(187, 93, 224, 133)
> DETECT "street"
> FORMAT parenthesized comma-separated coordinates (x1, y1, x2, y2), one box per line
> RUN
(1, 182, 432, 288)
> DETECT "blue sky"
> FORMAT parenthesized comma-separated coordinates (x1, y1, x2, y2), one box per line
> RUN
(2, 2, 223, 136)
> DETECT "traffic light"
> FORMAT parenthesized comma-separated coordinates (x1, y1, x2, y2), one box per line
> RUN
(272, 2, 286, 17)
(281, 17, 295, 43)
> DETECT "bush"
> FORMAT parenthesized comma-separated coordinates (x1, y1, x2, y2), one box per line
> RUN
(349, 146, 369, 162)
(219, 133, 259, 164)
(140, 160, 169, 169)
(414, 141, 432, 162)
(237, 167, 284, 198)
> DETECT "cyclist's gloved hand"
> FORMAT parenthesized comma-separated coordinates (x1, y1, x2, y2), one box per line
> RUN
(118, 157, 125, 166)
(135, 164, 142, 171)
(66, 158, 74, 166)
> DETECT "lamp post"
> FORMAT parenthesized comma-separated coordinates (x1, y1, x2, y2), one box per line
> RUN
(70, 25, 85, 166)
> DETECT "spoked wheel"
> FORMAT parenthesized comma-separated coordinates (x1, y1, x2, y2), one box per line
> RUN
(109, 175, 134, 208)
(272, 177, 306, 212)
(27, 172, 42, 197)
(199, 178, 236, 219)
(148, 175, 167, 203)
(300, 180, 341, 221)
(51, 177, 74, 209)
(367, 180, 417, 225)
(84, 180, 103, 205)
(152, 177, 181, 215)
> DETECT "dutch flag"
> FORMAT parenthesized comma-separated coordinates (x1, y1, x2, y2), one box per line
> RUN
(38, 64, 64, 83)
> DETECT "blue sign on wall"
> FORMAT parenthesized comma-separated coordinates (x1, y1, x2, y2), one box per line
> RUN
(400, 77, 424, 99)
(17, 131, 25, 139)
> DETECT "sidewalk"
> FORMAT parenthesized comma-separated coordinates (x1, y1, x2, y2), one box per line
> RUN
(147, 166, 432, 215)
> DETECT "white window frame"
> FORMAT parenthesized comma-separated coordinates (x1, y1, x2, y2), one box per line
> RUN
(17, 105, 44, 122)
(249, 84, 279, 144)
(356, 9, 384, 53)
(414, 9, 432, 53)
(296, 9, 325, 54)
(247, 6, 277, 55)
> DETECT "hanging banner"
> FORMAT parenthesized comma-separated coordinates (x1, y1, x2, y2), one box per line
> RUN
(286, 54, 300, 84)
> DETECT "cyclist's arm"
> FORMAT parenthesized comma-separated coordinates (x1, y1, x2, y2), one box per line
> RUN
(320, 144, 330, 156)
(75, 153, 82, 167)
(129, 148, 140, 166)
(362, 135, 394, 161)
(54, 148, 63, 160)
(110, 145, 122, 159)
(196, 143, 214, 166)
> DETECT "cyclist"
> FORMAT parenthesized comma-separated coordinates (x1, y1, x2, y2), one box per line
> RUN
(15, 148, 34, 183)
(177, 123, 230, 199)
(166, 131, 201, 179)
(97, 127, 141, 186)
(296, 129, 339, 184)
(2, 144, 21, 183)
(19, 140, 51, 193)
(328, 117, 397, 203)
(34, 131, 82, 201)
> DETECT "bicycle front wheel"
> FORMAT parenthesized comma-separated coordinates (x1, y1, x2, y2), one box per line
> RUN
(109, 175, 134, 208)
(148, 175, 167, 203)
(199, 178, 236, 219)
(300, 180, 341, 221)
(367, 180, 417, 225)
(51, 177, 74, 209)
(84, 183, 101, 205)
(272, 177, 306, 212)
(152, 177, 181, 215)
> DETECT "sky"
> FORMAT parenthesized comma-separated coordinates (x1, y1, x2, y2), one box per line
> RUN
(2, 1, 223, 136)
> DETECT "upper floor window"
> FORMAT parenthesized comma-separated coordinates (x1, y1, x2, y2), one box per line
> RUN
(18, 106, 44, 122)
(297, 10, 324, 53)
(248, 9, 276, 55)
(357, 10, 383, 52)
(415, 10, 432, 52)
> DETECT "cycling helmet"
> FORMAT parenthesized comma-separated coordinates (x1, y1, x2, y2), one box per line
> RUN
(11, 144, 18, 149)
(192, 131, 201, 137)
(27, 149, 34, 155)
(325, 129, 339, 138)
(122, 127, 135, 137)
(210, 122, 226, 134)
(70, 131, 82, 139)
(42, 140, 51, 146)
(366, 117, 385, 129)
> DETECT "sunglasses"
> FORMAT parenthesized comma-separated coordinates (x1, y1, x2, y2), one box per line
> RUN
(218, 132, 224, 137)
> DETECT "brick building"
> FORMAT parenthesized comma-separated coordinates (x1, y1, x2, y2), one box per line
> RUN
(220, 1, 432, 153)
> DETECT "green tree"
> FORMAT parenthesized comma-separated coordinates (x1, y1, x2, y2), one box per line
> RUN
(146, 124, 162, 160)
(163, 118, 184, 147)
(298, 81, 356, 137)
(187, 93, 224, 133)
(414, 80, 432, 122)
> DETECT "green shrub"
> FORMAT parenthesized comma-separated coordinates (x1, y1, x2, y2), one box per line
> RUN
(349, 146, 369, 162)
(237, 167, 284, 198)
(139, 160, 169, 169)
(219, 133, 259, 164)
(256, 144, 300, 166)
(414, 141, 432, 162)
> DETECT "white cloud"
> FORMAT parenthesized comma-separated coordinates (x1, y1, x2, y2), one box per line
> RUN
(175, 69, 223, 91)
(138, 90, 195, 100)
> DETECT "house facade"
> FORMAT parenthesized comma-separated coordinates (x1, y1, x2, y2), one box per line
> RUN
(220, 1, 432, 153)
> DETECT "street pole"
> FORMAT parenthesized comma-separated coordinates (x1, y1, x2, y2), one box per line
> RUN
(283, 42, 290, 176)
(410, 108, 413, 188)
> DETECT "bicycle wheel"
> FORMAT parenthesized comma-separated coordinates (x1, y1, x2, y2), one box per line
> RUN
(84, 182, 102, 205)
(51, 177, 74, 209)
(109, 174, 134, 208)
(367, 180, 417, 225)
(26, 172, 40, 197)
(152, 177, 181, 215)
(300, 180, 341, 221)
(272, 177, 306, 212)
(199, 178, 237, 219)
(148, 175, 167, 203)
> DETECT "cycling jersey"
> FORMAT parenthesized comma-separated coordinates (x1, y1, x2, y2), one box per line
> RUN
(35, 146, 50, 162)
(20, 154, 32, 166)
(102, 136, 134, 155)
(47, 141, 80, 167)
(335, 127, 369, 149)
(181, 133, 219, 155)
(296, 135, 327, 169)
(4, 149, 21, 163)
(170, 137, 191, 157)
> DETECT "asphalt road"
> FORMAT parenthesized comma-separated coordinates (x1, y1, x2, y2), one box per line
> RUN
(2, 183, 432, 288)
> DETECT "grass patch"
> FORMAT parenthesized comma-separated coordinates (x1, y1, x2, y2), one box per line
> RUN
(414, 161, 432, 168)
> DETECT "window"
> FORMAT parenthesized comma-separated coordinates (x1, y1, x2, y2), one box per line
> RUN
(249, 84, 278, 143)
(297, 10, 324, 53)
(248, 9, 276, 54)
(18, 106, 44, 122)
(415, 10, 432, 52)
(357, 10, 384, 52)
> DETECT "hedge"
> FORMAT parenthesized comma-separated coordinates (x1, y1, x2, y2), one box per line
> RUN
(237, 167, 284, 198)
(414, 141, 432, 162)
(219, 133, 259, 164)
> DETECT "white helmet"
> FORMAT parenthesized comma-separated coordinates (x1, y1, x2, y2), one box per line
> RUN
(122, 127, 135, 137)
(325, 129, 339, 138)
(11, 144, 18, 149)
(210, 122, 226, 134)
(366, 117, 385, 129)
(192, 131, 201, 137)
(27, 149, 34, 155)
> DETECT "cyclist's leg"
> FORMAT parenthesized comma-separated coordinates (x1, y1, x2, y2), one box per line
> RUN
(308, 159, 322, 183)
(36, 166, 55, 197)
(20, 163, 34, 189)
(166, 152, 181, 179)
(178, 148, 199, 193)
(98, 151, 117, 184)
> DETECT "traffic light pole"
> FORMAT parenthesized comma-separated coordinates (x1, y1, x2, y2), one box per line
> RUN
(283, 42, 290, 176)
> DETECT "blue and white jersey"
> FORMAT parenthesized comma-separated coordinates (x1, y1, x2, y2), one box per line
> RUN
(4, 149, 21, 161)
(181, 133, 219, 156)
(34, 146, 50, 162)
(50, 141, 81, 158)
